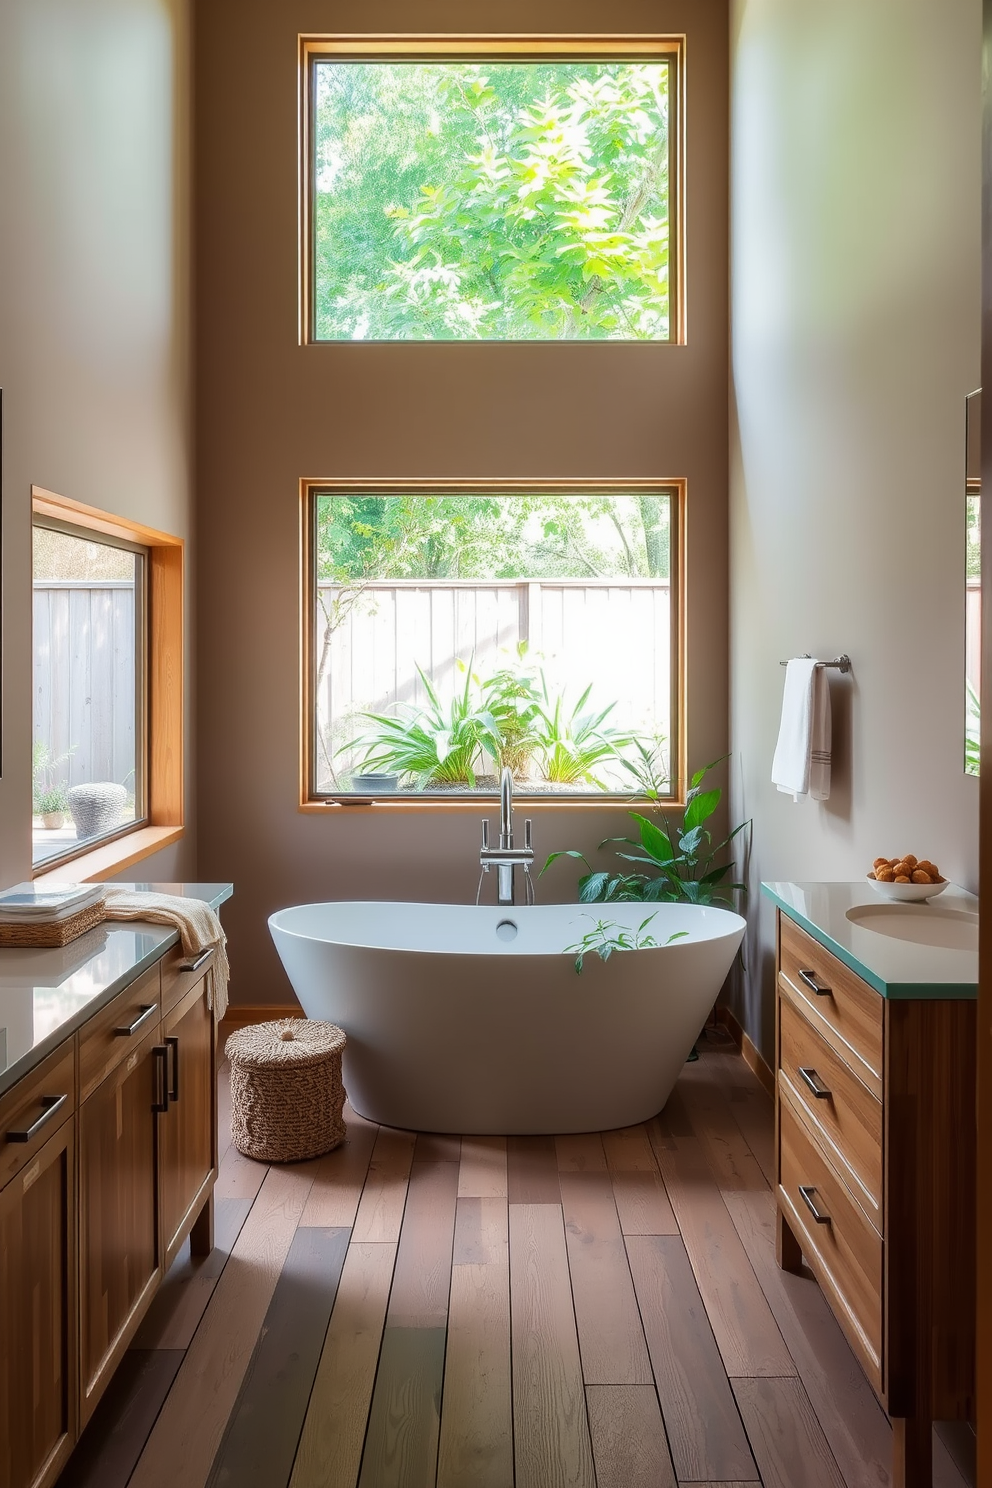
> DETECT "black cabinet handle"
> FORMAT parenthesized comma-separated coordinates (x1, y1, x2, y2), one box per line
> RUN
(799, 1184, 831, 1224)
(166, 1035, 180, 1103)
(798, 1067, 831, 1099)
(178, 949, 212, 973)
(6, 1092, 69, 1143)
(152, 1045, 169, 1113)
(115, 1003, 158, 1038)
(797, 967, 832, 997)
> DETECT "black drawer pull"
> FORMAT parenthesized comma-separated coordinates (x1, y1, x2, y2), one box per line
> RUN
(166, 1035, 180, 1103)
(798, 967, 832, 997)
(6, 1092, 69, 1143)
(152, 1045, 169, 1114)
(177, 949, 211, 973)
(799, 1184, 831, 1224)
(798, 1066, 831, 1099)
(115, 1003, 158, 1038)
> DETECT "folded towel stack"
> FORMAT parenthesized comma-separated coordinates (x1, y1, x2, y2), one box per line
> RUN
(771, 658, 832, 802)
(102, 889, 230, 1019)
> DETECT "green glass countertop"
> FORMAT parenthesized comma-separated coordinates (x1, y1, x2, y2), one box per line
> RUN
(761, 880, 978, 1000)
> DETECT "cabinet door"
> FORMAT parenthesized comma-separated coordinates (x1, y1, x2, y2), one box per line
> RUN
(0, 1118, 76, 1488)
(160, 975, 217, 1269)
(78, 1024, 163, 1425)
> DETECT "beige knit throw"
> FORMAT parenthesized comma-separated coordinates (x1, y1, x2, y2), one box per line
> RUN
(102, 890, 230, 1019)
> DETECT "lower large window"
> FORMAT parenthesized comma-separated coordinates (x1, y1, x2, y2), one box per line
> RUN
(32, 519, 148, 866)
(304, 483, 682, 803)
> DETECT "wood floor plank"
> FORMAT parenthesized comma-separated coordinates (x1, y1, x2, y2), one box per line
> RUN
(610, 1169, 679, 1236)
(678, 1066, 769, 1192)
(298, 1107, 379, 1227)
(357, 1326, 447, 1488)
(458, 1135, 507, 1198)
(288, 1241, 396, 1488)
(55, 1350, 184, 1488)
(386, 1160, 459, 1328)
(214, 1144, 269, 1202)
(733, 1376, 846, 1488)
(723, 1187, 894, 1487)
(453, 1197, 508, 1267)
(132, 1196, 253, 1350)
(647, 1118, 795, 1378)
(414, 1130, 462, 1162)
(351, 1127, 417, 1243)
(585, 1385, 676, 1488)
(559, 1172, 653, 1385)
(507, 1135, 561, 1204)
(555, 1133, 608, 1172)
(625, 1234, 757, 1482)
(206, 1226, 350, 1488)
(127, 1161, 318, 1488)
(509, 1203, 596, 1488)
(437, 1258, 512, 1488)
(601, 1124, 658, 1172)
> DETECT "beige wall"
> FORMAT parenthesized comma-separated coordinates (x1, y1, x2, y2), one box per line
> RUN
(195, 0, 730, 1004)
(729, 0, 982, 1057)
(0, 0, 196, 887)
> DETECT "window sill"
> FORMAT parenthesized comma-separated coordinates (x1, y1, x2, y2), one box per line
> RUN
(33, 826, 185, 885)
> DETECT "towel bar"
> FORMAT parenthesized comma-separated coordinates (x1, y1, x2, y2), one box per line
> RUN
(779, 654, 851, 673)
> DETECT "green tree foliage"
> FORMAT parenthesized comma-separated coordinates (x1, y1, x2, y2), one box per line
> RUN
(314, 61, 670, 340)
(315, 493, 670, 581)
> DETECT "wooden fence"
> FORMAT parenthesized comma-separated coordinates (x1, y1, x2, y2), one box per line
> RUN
(316, 577, 672, 785)
(33, 581, 136, 791)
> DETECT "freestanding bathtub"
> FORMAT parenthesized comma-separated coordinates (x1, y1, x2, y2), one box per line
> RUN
(268, 900, 746, 1134)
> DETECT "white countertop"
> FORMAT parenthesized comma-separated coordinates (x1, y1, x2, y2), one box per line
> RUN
(762, 880, 978, 999)
(0, 882, 233, 1096)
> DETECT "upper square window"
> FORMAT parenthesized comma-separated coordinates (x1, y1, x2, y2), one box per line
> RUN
(302, 38, 683, 342)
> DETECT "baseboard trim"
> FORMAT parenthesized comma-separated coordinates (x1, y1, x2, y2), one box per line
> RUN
(221, 1004, 304, 1028)
(716, 1005, 775, 1100)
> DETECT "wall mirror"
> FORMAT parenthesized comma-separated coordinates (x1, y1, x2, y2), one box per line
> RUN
(966, 388, 980, 775)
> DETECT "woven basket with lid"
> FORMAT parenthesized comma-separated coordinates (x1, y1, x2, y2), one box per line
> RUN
(225, 1019, 347, 1162)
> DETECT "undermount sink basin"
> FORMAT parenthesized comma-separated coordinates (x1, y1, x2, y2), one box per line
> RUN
(845, 903, 978, 952)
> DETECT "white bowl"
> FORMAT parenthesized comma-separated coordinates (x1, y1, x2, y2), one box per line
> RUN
(867, 878, 948, 902)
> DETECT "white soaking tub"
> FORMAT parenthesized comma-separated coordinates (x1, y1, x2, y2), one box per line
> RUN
(268, 900, 745, 1134)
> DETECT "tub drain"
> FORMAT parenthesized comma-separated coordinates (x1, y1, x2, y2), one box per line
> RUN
(495, 919, 518, 942)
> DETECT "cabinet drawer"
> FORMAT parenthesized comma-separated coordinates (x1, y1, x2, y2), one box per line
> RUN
(0, 1040, 76, 1191)
(779, 1088, 882, 1390)
(79, 964, 161, 1101)
(161, 943, 214, 1015)
(779, 996, 882, 1221)
(779, 915, 883, 1096)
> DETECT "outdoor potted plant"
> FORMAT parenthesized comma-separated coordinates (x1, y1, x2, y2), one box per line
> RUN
(37, 784, 70, 830)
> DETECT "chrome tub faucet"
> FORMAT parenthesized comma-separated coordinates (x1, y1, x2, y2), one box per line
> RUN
(479, 767, 535, 905)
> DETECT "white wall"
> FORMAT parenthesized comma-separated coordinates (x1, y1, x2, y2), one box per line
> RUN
(729, 0, 982, 1057)
(0, 0, 195, 886)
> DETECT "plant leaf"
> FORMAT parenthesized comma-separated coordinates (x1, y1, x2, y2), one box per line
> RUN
(683, 787, 720, 831)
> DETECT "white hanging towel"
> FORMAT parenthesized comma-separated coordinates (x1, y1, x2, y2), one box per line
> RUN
(771, 658, 832, 802)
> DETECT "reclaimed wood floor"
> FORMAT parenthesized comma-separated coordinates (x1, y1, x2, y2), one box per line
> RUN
(55, 1030, 976, 1488)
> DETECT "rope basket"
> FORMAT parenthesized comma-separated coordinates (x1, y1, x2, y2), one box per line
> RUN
(225, 1019, 347, 1163)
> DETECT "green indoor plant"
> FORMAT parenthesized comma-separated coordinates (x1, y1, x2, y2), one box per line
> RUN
(543, 756, 749, 906)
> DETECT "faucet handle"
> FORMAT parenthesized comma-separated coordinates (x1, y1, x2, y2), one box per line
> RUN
(524, 818, 533, 851)
(481, 819, 489, 850)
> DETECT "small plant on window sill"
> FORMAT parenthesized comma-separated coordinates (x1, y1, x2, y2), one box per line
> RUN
(543, 756, 749, 907)
(564, 913, 688, 974)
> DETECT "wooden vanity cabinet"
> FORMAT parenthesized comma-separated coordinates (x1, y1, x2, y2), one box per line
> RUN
(0, 1068, 76, 1488)
(1, 937, 219, 1488)
(775, 911, 975, 1488)
(78, 1019, 164, 1424)
(159, 966, 217, 1268)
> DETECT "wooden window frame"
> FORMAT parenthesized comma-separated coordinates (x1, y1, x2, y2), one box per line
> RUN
(299, 477, 687, 813)
(31, 487, 184, 882)
(298, 33, 686, 347)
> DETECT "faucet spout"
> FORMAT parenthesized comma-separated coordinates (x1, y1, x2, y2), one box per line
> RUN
(499, 766, 513, 849)
(479, 766, 536, 907)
